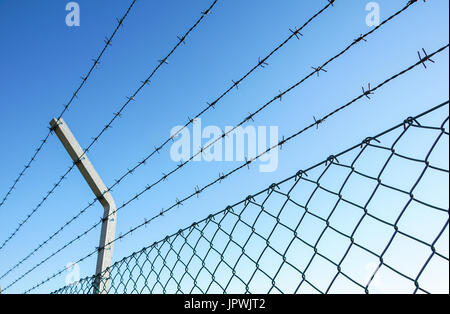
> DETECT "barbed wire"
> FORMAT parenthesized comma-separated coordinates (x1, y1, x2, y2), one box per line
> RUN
(0, 0, 338, 280)
(16, 41, 449, 294)
(0, 0, 138, 211)
(52, 99, 449, 294)
(0, 0, 433, 289)
(0, 0, 218, 254)
(0, 0, 411, 287)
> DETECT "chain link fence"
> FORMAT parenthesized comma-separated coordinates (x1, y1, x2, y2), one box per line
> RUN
(54, 103, 449, 294)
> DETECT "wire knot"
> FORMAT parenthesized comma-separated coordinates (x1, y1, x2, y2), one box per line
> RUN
(326, 155, 339, 165)
(269, 183, 280, 192)
(312, 66, 327, 77)
(362, 83, 374, 99)
(295, 170, 308, 181)
(289, 27, 303, 40)
(361, 137, 381, 147)
(417, 48, 435, 69)
(403, 117, 421, 129)
(313, 116, 324, 129)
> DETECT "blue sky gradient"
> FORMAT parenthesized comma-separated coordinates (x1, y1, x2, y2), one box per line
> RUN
(0, 0, 448, 293)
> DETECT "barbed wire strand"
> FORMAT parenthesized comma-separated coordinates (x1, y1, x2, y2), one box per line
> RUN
(0, 0, 138, 211)
(0, 0, 218, 254)
(0, 0, 338, 279)
(15, 41, 449, 294)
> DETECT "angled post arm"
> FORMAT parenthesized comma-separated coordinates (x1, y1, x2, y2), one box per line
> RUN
(49, 118, 116, 294)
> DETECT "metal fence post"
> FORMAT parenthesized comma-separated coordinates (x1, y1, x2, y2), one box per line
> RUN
(49, 118, 116, 294)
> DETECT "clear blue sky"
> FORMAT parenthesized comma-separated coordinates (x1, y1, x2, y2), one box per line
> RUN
(0, 0, 448, 294)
